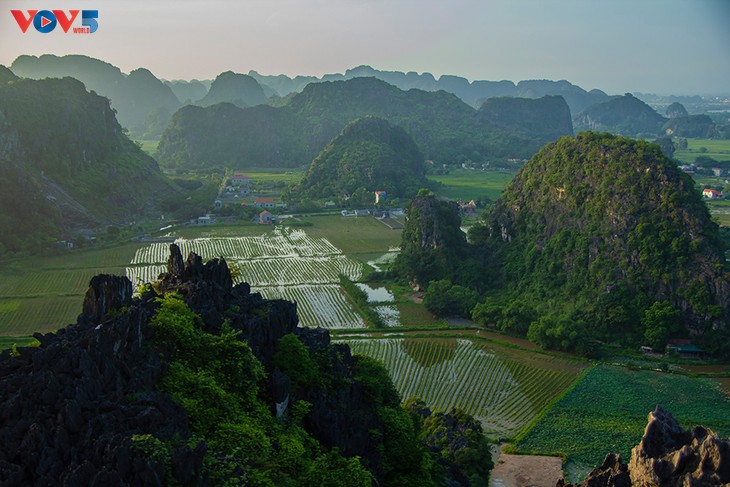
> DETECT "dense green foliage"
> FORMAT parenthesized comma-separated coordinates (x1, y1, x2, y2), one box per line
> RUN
(157, 77, 573, 169)
(0, 75, 176, 254)
(146, 294, 377, 485)
(465, 133, 730, 354)
(299, 117, 428, 199)
(573, 94, 667, 137)
(423, 280, 480, 319)
(141, 293, 492, 484)
(515, 365, 730, 473)
(396, 133, 729, 354)
(393, 192, 489, 292)
(478, 133, 728, 353)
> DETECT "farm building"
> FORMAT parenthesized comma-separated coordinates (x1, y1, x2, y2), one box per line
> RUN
(231, 173, 250, 187)
(259, 211, 275, 225)
(666, 340, 706, 359)
(702, 188, 723, 199)
(375, 191, 387, 204)
(254, 198, 275, 208)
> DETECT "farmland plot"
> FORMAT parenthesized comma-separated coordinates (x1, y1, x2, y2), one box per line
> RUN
(341, 337, 582, 437)
(259, 285, 364, 328)
(129, 227, 364, 329)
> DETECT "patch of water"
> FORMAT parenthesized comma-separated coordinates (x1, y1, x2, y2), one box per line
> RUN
(356, 283, 395, 303)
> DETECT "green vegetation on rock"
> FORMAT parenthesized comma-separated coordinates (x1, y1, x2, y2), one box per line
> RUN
(299, 117, 428, 199)
(157, 77, 573, 170)
(0, 75, 177, 254)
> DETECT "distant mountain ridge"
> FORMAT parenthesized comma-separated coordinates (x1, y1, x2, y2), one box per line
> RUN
(9, 55, 617, 127)
(573, 93, 668, 136)
(249, 65, 611, 114)
(156, 77, 574, 170)
(10, 54, 181, 138)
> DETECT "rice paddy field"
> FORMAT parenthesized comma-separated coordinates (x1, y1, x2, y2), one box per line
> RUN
(339, 336, 588, 437)
(428, 169, 515, 201)
(674, 138, 730, 164)
(513, 364, 730, 481)
(0, 220, 400, 335)
(0, 243, 144, 336)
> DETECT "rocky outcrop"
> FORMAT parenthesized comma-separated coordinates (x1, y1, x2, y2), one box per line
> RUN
(0, 273, 190, 486)
(0, 245, 394, 485)
(628, 406, 730, 486)
(560, 406, 730, 487)
(558, 454, 630, 487)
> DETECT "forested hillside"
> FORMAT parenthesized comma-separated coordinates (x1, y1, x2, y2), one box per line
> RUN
(157, 77, 574, 170)
(0, 71, 176, 253)
(396, 133, 729, 355)
(573, 94, 667, 137)
(298, 117, 428, 199)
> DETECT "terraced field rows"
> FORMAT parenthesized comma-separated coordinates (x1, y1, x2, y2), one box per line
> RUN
(342, 338, 582, 437)
(259, 285, 364, 328)
(128, 227, 364, 329)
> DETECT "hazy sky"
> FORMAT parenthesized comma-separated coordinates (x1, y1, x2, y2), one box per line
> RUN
(1, 0, 728, 95)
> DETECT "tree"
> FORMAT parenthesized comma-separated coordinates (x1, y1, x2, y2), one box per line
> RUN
(641, 301, 681, 352)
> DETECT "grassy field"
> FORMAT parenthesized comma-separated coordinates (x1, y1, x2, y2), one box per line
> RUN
(0, 243, 143, 336)
(514, 364, 730, 481)
(428, 169, 515, 201)
(675, 138, 730, 164)
(294, 214, 402, 257)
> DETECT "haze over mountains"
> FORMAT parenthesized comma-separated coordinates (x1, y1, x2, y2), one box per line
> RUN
(9, 53, 725, 153)
(4, 54, 613, 140)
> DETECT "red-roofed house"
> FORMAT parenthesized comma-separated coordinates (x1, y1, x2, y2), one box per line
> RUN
(375, 191, 387, 204)
(259, 210, 274, 224)
(231, 173, 250, 187)
(702, 188, 723, 199)
(254, 198, 275, 208)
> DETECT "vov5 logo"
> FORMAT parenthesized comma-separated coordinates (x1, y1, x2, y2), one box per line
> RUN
(11, 10, 98, 34)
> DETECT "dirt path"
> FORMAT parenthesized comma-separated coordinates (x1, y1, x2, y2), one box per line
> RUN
(490, 448, 564, 487)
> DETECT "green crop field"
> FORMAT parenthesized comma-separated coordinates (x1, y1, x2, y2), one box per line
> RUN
(428, 169, 515, 201)
(0, 243, 143, 337)
(675, 138, 730, 164)
(514, 364, 730, 481)
(293, 215, 402, 257)
(340, 336, 588, 437)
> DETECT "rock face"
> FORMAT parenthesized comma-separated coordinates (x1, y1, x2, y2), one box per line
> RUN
(0, 245, 387, 485)
(561, 406, 730, 487)
(628, 406, 730, 486)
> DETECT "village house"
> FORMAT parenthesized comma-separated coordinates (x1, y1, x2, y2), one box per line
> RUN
(712, 168, 724, 177)
(259, 210, 275, 225)
(375, 191, 387, 204)
(231, 173, 250, 187)
(702, 188, 723, 199)
(254, 198, 275, 208)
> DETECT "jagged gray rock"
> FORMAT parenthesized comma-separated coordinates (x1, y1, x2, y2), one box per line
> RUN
(628, 406, 730, 486)
(560, 406, 730, 487)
